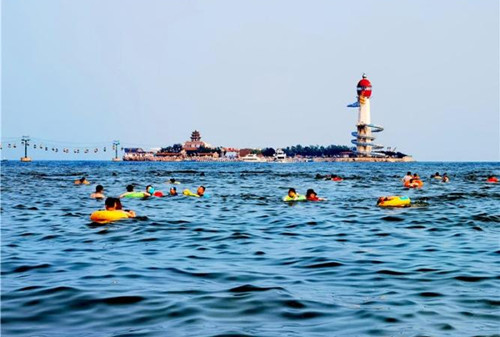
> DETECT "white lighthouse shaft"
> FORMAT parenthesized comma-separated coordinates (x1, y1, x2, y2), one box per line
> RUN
(357, 97, 372, 156)
(358, 98, 371, 125)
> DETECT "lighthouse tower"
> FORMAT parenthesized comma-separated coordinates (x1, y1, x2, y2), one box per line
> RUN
(357, 74, 372, 126)
(349, 74, 384, 157)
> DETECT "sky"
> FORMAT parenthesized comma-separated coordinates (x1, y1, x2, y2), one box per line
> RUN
(2, 0, 499, 161)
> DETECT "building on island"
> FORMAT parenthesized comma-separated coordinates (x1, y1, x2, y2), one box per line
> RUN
(183, 130, 212, 152)
(222, 147, 239, 159)
(182, 130, 220, 159)
(123, 148, 156, 161)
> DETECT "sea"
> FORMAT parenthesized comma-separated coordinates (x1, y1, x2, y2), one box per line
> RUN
(1, 161, 499, 337)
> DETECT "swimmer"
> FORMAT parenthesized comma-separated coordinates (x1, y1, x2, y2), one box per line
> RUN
(197, 186, 206, 197)
(119, 185, 135, 198)
(286, 188, 300, 200)
(402, 172, 412, 183)
(170, 187, 178, 196)
(412, 173, 420, 180)
(144, 185, 153, 197)
(169, 178, 180, 184)
(431, 172, 442, 179)
(105, 197, 135, 217)
(90, 185, 105, 199)
(75, 177, 90, 185)
(146, 185, 164, 197)
(405, 176, 423, 188)
(306, 189, 325, 201)
(113, 198, 135, 216)
(442, 173, 450, 183)
(200, 172, 205, 177)
(377, 196, 390, 206)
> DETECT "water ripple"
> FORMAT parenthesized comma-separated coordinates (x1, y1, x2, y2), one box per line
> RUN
(1, 161, 499, 336)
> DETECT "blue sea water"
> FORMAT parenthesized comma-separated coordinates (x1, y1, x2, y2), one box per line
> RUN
(1, 161, 499, 337)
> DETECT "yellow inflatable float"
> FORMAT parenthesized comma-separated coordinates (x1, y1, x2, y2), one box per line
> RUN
(183, 189, 201, 197)
(90, 210, 131, 223)
(377, 196, 411, 208)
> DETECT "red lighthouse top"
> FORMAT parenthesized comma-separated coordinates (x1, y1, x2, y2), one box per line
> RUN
(357, 73, 372, 98)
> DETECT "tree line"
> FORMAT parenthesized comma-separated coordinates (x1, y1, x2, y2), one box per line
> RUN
(264, 145, 351, 157)
(159, 143, 352, 157)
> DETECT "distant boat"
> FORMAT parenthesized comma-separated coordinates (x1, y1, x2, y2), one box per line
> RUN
(241, 154, 266, 163)
(273, 149, 288, 163)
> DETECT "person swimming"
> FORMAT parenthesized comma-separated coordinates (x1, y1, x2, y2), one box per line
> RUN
(169, 178, 180, 184)
(146, 185, 164, 197)
(306, 189, 325, 201)
(145, 185, 153, 197)
(90, 185, 105, 199)
(402, 172, 412, 183)
(119, 185, 135, 198)
(283, 188, 303, 201)
(442, 173, 450, 183)
(404, 173, 423, 188)
(197, 186, 206, 197)
(105, 197, 135, 218)
(431, 172, 442, 179)
(170, 187, 178, 196)
(75, 177, 90, 185)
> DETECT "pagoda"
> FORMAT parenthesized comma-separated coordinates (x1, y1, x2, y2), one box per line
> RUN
(183, 130, 211, 151)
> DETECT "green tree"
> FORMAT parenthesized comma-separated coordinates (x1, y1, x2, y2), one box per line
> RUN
(261, 148, 276, 157)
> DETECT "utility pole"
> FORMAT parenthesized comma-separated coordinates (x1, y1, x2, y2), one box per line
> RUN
(112, 140, 121, 162)
(21, 136, 32, 162)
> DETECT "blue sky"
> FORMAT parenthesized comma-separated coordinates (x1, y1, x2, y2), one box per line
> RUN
(2, 0, 499, 161)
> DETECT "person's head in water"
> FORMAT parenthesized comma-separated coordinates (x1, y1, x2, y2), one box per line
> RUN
(407, 172, 411, 176)
(170, 187, 177, 195)
(80, 177, 87, 183)
(288, 188, 297, 198)
(95, 185, 104, 193)
(435, 172, 440, 176)
(197, 186, 206, 196)
(114, 198, 123, 210)
(105, 197, 117, 211)
(306, 189, 316, 198)
(413, 173, 419, 178)
(170, 178, 176, 183)
(200, 172, 205, 177)
(126, 185, 134, 192)
(146, 185, 155, 194)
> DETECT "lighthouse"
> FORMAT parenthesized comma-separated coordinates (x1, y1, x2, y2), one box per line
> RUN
(349, 74, 384, 157)
(357, 74, 372, 125)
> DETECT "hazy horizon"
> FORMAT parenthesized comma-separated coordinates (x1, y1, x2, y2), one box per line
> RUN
(2, 0, 499, 161)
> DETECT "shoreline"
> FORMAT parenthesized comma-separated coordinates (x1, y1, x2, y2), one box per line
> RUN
(120, 156, 415, 163)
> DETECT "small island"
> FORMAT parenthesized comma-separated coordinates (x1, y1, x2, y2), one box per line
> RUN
(123, 130, 413, 162)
